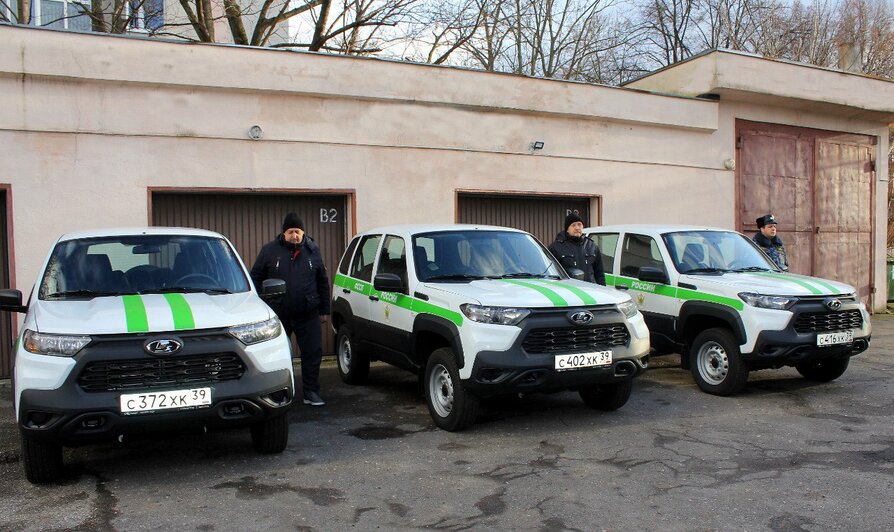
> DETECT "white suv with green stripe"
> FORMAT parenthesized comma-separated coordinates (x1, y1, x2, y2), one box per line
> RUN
(0, 228, 295, 483)
(330, 225, 650, 431)
(585, 224, 871, 396)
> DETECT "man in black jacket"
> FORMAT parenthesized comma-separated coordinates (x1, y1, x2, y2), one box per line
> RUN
(251, 213, 331, 406)
(548, 212, 605, 285)
(753, 213, 789, 271)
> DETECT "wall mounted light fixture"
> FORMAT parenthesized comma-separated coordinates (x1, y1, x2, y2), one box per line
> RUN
(531, 141, 545, 150)
(248, 125, 263, 140)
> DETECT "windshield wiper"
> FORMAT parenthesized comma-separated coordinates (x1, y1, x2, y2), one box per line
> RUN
(141, 286, 234, 295)
(498, 272, 562, 279)
(730, 266, 772, 272)
(46, 289, 120, 299)
(684, 267, 729, 274)
(424, 274, 487, 282)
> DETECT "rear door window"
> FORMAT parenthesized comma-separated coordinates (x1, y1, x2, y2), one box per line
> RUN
(589, 233, 619, 273)
(350, 235, 381, 282)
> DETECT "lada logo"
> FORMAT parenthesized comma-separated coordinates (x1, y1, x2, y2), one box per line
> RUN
(144, 338, 183, 355)
(825, 298, 842, 311)
(568, 311, 594, 325)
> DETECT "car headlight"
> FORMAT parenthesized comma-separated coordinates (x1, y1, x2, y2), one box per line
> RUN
(460, 304, 530, 326)
(228, 317, 282, 345)
(738, 292, 797, 310)
(617, 299, 639, 318)
(23, 329, 91, 357)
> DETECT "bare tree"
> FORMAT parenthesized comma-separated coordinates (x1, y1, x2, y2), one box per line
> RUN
(639, 0, 698, 66)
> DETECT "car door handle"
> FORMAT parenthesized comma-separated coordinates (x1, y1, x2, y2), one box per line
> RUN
(369, 295, 379, 301)
(342, 289, 351, 294)
(615, 285, 629, 290)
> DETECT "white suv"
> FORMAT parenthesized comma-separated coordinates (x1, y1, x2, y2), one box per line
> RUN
(0, 228, 295, 483)
(585, 224, 871, 396)
(330, 225, 650, 431)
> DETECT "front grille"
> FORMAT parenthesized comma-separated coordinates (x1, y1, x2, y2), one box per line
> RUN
(523, 324, 630, 354)
(78, 354, 245, 392)
(793, 310, 863, 333)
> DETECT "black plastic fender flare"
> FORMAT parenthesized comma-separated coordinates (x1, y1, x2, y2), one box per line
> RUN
(412, 314, 465, 369)
(679, 300, 747, 346)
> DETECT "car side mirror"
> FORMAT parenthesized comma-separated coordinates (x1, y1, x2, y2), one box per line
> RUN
(261, 279, 286, 300)
(567, 268, 586, 281)
(638, 266, 668, 285)
(0, 289, 26, 313)
(373, 273, 405, 293)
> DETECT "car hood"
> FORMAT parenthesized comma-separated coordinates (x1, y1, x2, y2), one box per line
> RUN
(681, 271, 855, 297)
(423, 278, 630, 308)
(30, 292, 271, 335)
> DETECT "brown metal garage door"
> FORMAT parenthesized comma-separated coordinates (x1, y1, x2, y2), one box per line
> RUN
(737, 120, 876, 305)
(150, 190, 350, 355)
(456, 192, 595, 247)
(0, 188, 10, 378)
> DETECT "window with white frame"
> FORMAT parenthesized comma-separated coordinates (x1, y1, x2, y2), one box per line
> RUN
(128, 0, 164, 32)
(37, 0, 91, 30)
(1, 0, 19, 23)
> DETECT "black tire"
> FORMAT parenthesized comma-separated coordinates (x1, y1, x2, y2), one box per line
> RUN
(424, 348, 479, 432)
(579, 379, 633, 411)
(796, 357, 850, 382)
(336, 324, 369, 385)
(250, 413, 289, 454)
(21, 433, 64, 484)
(689, 327, 749, 396)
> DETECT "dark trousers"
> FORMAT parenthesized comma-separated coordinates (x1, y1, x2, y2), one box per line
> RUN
(284, 314, 323, 394)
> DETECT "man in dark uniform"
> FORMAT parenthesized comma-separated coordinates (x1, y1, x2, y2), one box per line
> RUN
(251, 213, 331, 406)
(548, 212, 605, 285)
(753, 213, 789, 271)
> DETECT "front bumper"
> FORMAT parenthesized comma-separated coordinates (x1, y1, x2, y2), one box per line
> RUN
(462, 307, 650, 396)
(744, 301, 870, 369)
(16, 328, 294, 446)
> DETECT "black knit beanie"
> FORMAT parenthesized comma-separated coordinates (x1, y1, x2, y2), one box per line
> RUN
(282, 212, 305, 233)
(564, 212, 584, 231)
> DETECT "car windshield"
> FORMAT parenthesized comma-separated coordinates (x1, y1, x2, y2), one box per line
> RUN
(412, 230, 565, 282)
(38, 234, 251, 300)
(662, 230, 778, 275)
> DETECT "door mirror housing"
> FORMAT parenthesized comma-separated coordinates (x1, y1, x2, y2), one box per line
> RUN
(0, 289, 26, 313)
(567, 268, 586, 281)
(374, 273, 405, 293)
(638, 266, 668, 285)
(261, 279, 286, 300)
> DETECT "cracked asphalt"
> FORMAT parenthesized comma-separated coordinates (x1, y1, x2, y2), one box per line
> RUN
(1, 317, 892, 531)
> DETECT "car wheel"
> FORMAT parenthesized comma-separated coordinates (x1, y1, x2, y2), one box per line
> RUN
(21, 433, 64, 484)
(689, 327, 749, 396)
(424, 348, 479, 432)
(250, 413, 289, 454)
(336, 324, 369, 385)
(579, 379, 633, 411)
(796, 357, 849, 382)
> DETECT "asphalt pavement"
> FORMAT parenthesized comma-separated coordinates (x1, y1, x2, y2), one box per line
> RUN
(1, 316, 892, 531)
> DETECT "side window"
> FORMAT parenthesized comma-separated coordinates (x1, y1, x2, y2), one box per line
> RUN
(619, 234, 667, 281)
(589, 233, 619, 273)
(338, 237, 360, 275)
(377, 236, 407, 285)
(350, 235, 381, 282)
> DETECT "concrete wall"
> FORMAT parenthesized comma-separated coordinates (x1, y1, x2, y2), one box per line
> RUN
(1, 28, 891, 310)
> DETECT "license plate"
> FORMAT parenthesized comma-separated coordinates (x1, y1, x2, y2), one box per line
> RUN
(817, 330, 853, 347)
(554, 351, 612, 371)
(120, 387, 212, 414)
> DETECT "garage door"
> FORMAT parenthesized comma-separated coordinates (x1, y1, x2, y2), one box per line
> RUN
(151, 191, 350, 355)
(737, 120, 876, 306)
(457, 192, 595, 246)
(0, 189, 10, 378)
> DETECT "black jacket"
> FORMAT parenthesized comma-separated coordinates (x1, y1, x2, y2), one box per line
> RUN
(548, 231, 605, 285)
(753, 232, 789, 271)
(250, 234, 331, 320)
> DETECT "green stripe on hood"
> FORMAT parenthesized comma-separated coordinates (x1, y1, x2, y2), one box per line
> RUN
(501, 279, 568, 306)
(122, 295, 149, 332)
(748, 272, 823, 295)
(164, 293, 196, 330)
(528, 279, 598, 306)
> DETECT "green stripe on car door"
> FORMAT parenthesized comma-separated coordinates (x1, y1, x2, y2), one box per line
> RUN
(164, 293, 196, 330)
(501, 279, 568, 306)
(122, 295, 149, 332)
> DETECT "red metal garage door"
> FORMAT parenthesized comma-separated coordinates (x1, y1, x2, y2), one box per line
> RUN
(456, 192, 597, 247)
(737, 120, 876, 305)
(150, 190, 352, 355)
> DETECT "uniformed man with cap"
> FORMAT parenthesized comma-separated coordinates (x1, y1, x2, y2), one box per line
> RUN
(753, 214, 789, 271)
(251, 213, 330, 407)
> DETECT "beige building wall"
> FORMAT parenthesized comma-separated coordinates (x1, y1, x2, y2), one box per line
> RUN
(1, 28, 891, 310)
